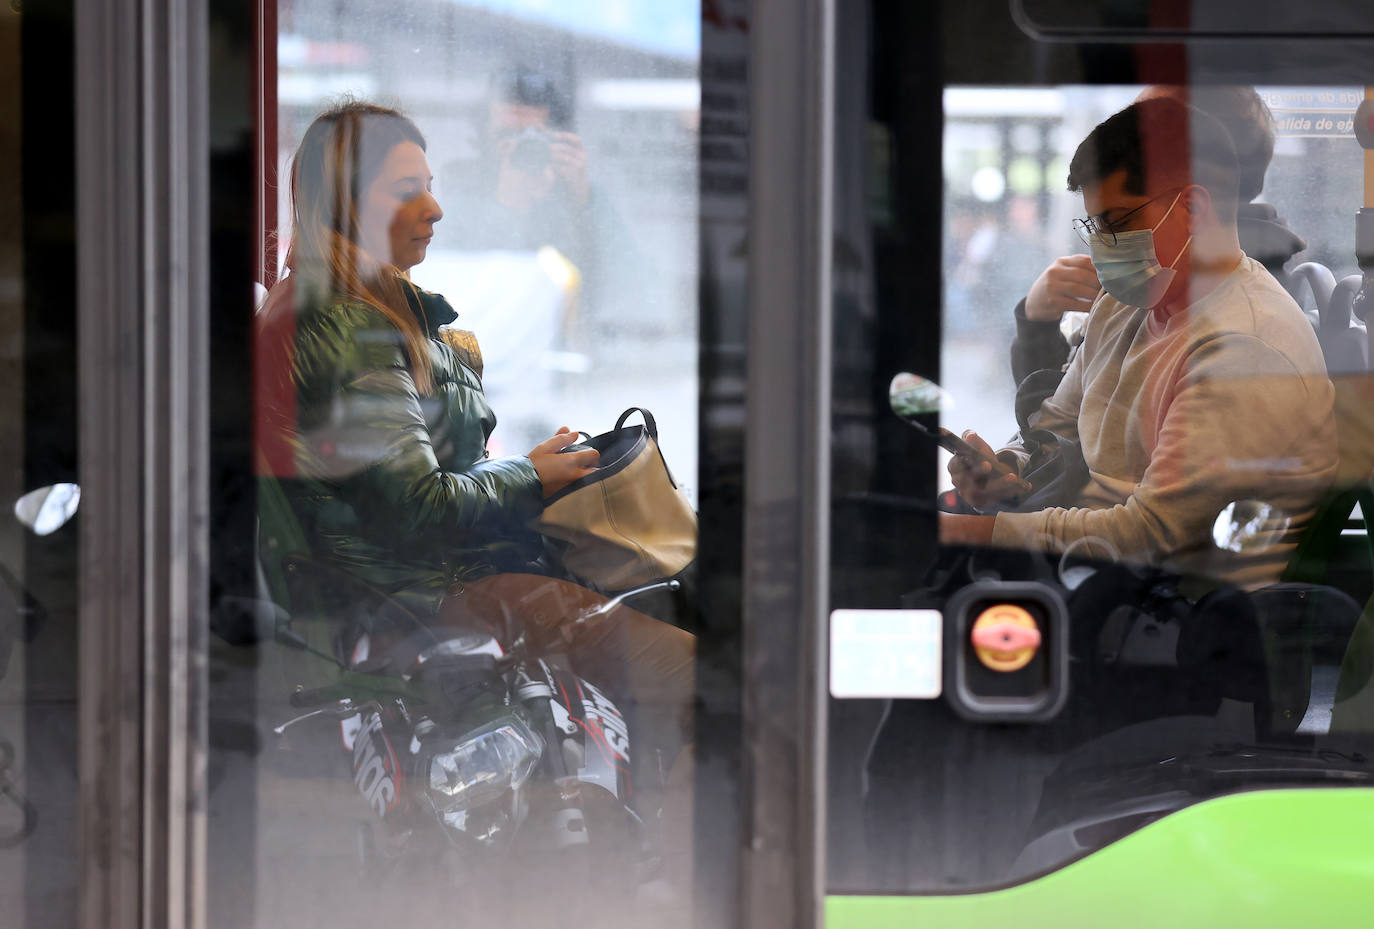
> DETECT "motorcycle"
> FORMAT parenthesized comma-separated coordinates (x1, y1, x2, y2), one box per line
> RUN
(269, 569, 682, 918)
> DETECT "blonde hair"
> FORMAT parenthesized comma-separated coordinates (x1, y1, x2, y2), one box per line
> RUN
(263, 100, 434, 393)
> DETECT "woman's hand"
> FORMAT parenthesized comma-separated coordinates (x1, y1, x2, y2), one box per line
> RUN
(529, 427, 600, 498)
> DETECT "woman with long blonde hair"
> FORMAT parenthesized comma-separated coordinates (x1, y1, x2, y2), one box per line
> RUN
(256, 100, 693, 810)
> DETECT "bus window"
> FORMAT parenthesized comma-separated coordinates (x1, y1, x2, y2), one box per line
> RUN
(825, 0, 1374, 911)
(210, 3, 707, 927)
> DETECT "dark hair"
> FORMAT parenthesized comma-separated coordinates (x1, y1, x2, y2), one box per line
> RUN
(492, 65, 571, 128)
(1152, 86, 1275, 202)
(267, 100, 436, 391)
(1067, 97, 1240, 221)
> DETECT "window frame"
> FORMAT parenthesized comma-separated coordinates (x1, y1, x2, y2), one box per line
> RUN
(74, 0, 210, 923)
(739, 1, 835, 926)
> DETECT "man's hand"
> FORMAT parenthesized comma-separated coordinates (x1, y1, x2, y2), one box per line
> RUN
(1025, 254, 1101, 322)
(947, 431, 1024, 510)
(939, 512, 997, 546)
(529, 427, 600, 498)
(550, 132, 591, 208)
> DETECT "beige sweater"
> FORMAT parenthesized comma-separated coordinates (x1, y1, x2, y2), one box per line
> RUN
(993, 257, 1338, 588)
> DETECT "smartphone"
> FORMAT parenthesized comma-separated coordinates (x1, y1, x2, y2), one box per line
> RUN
(932, 427, 1033, 495)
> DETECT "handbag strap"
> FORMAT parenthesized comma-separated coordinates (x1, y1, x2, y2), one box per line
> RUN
(613, 406, 677, 489)
(615, 406, 658, 440)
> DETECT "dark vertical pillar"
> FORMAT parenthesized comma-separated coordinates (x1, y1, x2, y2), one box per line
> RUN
(206, 1, 260, 927)
(740, 0, 834, 926)
(20, 0, 79, 925)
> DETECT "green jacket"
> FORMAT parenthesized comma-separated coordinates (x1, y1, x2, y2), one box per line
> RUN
(259, 276, 545, 619)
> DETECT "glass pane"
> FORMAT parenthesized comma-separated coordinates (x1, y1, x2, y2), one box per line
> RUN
(273, 5, 699, 487)
(210, 3, 707, 926)
(1017, 0, 1374, 36)
(0, 1, 80, 925)
(827, 2, 1374, 898)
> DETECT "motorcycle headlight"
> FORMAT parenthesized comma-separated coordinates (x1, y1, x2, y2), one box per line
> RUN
(426, 715, 544, 813)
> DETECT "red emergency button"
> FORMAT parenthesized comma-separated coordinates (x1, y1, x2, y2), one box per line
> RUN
(970, 604, 1041, 672)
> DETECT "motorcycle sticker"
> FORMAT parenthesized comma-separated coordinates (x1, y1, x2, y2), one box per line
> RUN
(351, 711, 405, 819)
(576, 678, 631, 764)
(340, 713, 363, 751)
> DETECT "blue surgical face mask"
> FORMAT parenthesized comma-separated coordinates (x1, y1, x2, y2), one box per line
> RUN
(1087, 192, 1191, 309)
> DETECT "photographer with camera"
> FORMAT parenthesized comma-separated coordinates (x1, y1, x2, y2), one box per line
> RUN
(489, 73, 591, 216)
(444, 66, 644, 343)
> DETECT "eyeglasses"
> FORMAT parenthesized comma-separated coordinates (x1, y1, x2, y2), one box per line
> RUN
(1073, 188, 1182, 247)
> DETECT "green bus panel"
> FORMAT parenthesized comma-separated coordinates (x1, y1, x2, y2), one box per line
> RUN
(827, 789, 1374, 928)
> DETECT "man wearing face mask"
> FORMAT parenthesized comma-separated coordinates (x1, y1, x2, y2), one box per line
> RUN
(1008, 86, 1305, 408)
(943, 97, 1338, 588)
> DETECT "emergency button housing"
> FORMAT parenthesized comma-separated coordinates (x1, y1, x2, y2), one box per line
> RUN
(944, 581, 1068, 722)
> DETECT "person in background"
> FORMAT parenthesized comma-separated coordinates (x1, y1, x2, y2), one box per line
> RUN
(443, 66, 645, 342)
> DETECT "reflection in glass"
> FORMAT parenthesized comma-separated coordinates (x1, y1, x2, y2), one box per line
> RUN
(839, 76, 1374, 900)
(222, 5, 703, 927)
(275, 7, 700, 485)
(887, 372, 951, 419)
(942, 88, 1343, 587)
(13, 485, 80, 537)
(1211, 500, 1290, 554)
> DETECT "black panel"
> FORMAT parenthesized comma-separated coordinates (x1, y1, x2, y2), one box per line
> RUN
(20, 1, 79, 925)
(1019, 0, 1374, 38)
(205, 1, 259, 926)
(943, 0, 1374, 86)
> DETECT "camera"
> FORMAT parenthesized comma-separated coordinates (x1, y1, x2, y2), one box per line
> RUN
(506, 127, 553, 174)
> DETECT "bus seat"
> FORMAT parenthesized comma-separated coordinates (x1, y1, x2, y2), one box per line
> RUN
(1300, 473, 1374, 734)
(1283, 263, 1374, 483)
(1269, 262, 1374, 735)
(1287, 262, 1368, 375)
(1197, 484, 1374, 738)
(1317, 274, 1369, 375)
(1289, 261, 1337, 318)
(1331, 602, 1374, 733)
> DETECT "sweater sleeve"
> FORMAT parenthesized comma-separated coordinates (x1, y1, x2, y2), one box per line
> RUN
(996, 329, 1086, 475)
(992, 333, 1337, 563)
(292, 304, 544, 536)
(1009, 298, 1071, 387)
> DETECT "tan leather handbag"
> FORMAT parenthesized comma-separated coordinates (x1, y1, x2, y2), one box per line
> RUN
(532, 408, 697, 592)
